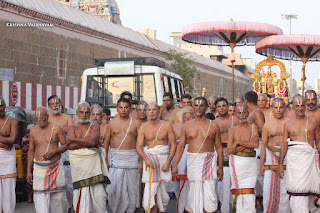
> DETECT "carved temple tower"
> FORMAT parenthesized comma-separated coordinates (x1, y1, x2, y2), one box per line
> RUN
(54, 0, 121, 24)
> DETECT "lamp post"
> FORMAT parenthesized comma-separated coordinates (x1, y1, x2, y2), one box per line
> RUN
(281, 13, 298, 98)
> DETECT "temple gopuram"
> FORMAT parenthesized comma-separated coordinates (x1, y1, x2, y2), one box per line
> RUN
(54, 0, 121, 24)
(251, 56, 290, 103)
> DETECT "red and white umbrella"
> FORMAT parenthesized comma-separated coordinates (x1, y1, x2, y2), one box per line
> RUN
(182, 20, 283, 102)
(256, 34, 320, 95)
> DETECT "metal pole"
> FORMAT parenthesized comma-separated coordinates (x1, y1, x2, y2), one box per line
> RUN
(289, 19, 293, 98)
(282, 13, 298, 98)
(229, 43, 236, 103)
(232, 59, 235, 103)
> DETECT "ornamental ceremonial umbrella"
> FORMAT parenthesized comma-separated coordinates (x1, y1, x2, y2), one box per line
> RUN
(181, 20, 283, 102)
(256, 34, 320, 96)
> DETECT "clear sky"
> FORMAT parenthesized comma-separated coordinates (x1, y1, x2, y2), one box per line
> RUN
(117, 0, 320, 86)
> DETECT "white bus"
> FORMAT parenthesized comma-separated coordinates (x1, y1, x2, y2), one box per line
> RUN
(80, 58, 185, 116)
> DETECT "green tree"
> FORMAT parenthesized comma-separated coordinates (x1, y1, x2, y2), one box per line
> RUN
(165, 49, 196, 94)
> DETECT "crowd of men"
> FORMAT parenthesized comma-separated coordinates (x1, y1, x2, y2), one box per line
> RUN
(0, 89, 319, 213)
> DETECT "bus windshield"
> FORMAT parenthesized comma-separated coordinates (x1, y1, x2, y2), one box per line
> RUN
(86, 74, 157, 107)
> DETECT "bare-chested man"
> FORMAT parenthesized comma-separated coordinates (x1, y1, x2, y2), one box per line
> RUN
(228, 103, 236, 116)
(260, 98, 290, 212)
(172, 106, 194, 213)
(173, 97, 223, 213)
(104, 98, 141, 213)
(113, 91, 138, 119)
(47, 95, 73, 133)
(137, 102, 176, 213)
(245, 91, 265, 135)
(136, 101, 148, 125)
(181, 94, 192, 108)
(0, 97, 18, 213)
(215, 97, 238, 213)
(160, 92, 182, 124)
(47, 95, 74, 212)
(228, 104, 259, 213)
(205, 95, 218, 120)
(305, 90, 320, 124)
(279, 96, 320, 213)
(102, 107, 111, 124)
(27, 107, 68, 212)
(91, 104, 107, 145)
(245, 91, 265, 202)
(258, 93, 272, 122)
(66, 102, 109, 213)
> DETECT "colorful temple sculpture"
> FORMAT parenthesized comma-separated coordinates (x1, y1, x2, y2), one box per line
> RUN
(251, 56, 290, 103)
(54, 0, 121, 24)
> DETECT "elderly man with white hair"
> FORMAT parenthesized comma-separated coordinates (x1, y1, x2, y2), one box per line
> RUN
(66, 102, 110, 213)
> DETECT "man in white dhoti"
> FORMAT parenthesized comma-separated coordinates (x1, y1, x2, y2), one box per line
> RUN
(104, 98, 141, 213)
(27, 107, 68, 213)
(228, 104, 259, 213)
(260, 98, 290, 213)
(0, 97, 18, 213)
(172, 106, 194, 213)
(280, 96, 320, 213)
(137, 102, 176, 213)
(173, 97, 223, 213)
(215, 97, 238, 213)
(245, 91, 265, 209)
(48, 95, 74, 213)
(66, 102, 110, 213)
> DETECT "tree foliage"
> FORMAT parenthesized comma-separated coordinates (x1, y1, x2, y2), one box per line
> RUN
(165, 49, 196, 94)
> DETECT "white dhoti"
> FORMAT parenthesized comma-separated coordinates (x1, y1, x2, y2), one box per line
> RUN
(142, 145, 171, 212)
(263, 145, 290, 213)
(62, 151, 73, 209)
(173, 144, 189, 213)
(217, 144, 233, 213)
(0, 147, 16, 213)
(255, 141, 263, 196)
(33, 158, 67, 213)
(69, 148, 110, 213)
(107, 148, 139, 213)
(286, 141, 320, 213)
(230, 151, 257, 213)
(186, 151, 218, 213)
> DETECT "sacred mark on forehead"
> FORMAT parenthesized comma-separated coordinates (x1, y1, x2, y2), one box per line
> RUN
(195, 100, 203, 106)
(92, 108, 100, 113)
(306, 92, 315, 101)
(297, 98, 303, 106)
(36, 111, 41, 117)
(218, 102, 223, 107)
(276, 101, 280, 110)
(239, 106, 244, 113)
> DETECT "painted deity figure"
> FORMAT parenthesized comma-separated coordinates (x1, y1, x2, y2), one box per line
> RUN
(266, 67, 274, 93)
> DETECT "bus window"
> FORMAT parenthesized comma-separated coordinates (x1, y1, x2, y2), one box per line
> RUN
(170, 78, 177, 101)
(179, 81, 184, 96)
(163, 76, 169, 93)
(167, 76, 172, 93)
(86, 76, 104, 104)
(140, 74, 157, 103)
(173, 79, 180, 102)
(104, 76, 135, 106)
